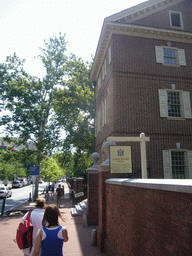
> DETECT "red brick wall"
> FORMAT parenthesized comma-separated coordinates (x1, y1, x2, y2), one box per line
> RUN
(95, 33, 192, 178)
(87, 171, 99, 226)
(103, 181, 192, 256)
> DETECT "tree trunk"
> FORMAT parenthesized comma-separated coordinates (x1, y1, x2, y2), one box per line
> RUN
(33, 175, 39, 201)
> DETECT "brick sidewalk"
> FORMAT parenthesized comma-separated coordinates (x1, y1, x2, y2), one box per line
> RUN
(0, 182, 105, 256)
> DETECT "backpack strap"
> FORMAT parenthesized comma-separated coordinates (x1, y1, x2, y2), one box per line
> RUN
(26, 211, 32, 221)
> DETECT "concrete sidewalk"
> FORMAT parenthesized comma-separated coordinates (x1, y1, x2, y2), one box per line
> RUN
(0, 183, 105, 256)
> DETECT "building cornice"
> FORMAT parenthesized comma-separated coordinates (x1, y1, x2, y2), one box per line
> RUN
(109, 23, 192, 43)
(91, 23, 192, 81)
(109, 0, 184, 24)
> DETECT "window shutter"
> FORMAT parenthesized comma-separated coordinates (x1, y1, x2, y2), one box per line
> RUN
(98, 109, 101, 133)
(104, 98, 107, 125)
(155, 46, 164, 63)
(102, 102, 105, 128)
(182, 91, 192, 118)
(95, 114, 98, 135)
(163, 150, 172, 179)
(178, 49, 186, 66)
(158, 89, 168, 117)
(187, 151, 192, 179)
(106, 94, 110, 123)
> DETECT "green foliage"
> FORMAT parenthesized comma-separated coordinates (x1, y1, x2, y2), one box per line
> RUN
(0, 34, 95, 188)
(0, 152, 26, 181)
(53, 54, 94, 155)
(0, 33, 68, 160)
(65, 151, 92, 183)
(0, 148, 36, 180)
(0, 33, 68, 198)
(54, 149, 72, 172)
(40, 157, 63, 182)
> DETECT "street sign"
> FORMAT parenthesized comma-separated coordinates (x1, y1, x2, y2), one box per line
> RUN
(29, 166, 40, 176)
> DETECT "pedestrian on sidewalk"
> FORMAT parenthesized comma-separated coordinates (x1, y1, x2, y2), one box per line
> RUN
(45, 190, 49, 203)
(32, 205, 69, 256)
(50, 184, 54, 197)
(56, 184, 63, 208)
(22, 197, 46, 256)
(62, 185, 65, 198)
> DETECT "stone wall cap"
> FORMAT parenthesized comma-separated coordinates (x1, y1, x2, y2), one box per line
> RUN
(105, 179, 192, 194)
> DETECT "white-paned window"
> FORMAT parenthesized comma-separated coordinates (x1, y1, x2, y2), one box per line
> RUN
(158, 89, 191, 119)
(167, 91, 181, 117)
(155, 46, 186, 66)
(108, 45, 111, 64)
(169, 11, 183, 29)
(96, 109, 101, 135)
(97, 74, 101, 91)
(163, 150, 192, 179)
(102, 59, 107, 80)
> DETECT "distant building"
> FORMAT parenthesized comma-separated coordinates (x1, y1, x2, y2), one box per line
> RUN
(0, 138, 36, 151)
(91, 0, 192, 178)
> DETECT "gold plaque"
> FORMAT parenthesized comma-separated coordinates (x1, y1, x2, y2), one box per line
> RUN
(110, 146, 132, 173)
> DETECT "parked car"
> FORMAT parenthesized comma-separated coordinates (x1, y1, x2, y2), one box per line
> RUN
(20, 178, 28, 186)
(7, 188, 12, 197)
(12, 180, 22, 188)
(0, 186, 8, 198)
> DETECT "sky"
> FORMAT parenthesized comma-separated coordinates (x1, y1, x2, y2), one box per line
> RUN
(0, 0, 144, 78)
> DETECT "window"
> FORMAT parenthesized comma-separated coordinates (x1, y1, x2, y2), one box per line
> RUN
(163, 48, 177, 65)
(171, 151, 185, 179)
(163, 150, 192, 179)
(155, 46, 186, 66)
(108, 45, 111, 64)
(169, 11, 183, 29)
(167, 91, 181, 117)
(159, 89, 192, 119)
(95, 95, 110, 135)
(97, 75, 101, 91)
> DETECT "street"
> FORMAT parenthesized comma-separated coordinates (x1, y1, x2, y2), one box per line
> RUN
(0, 182, 48, 213)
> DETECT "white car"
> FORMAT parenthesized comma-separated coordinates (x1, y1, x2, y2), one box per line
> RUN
(0, 186, 8, 198)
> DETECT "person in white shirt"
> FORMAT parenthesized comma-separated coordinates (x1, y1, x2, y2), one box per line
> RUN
(22, 197, 46, 256)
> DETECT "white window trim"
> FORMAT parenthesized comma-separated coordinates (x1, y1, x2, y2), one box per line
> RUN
(155, 46, 186, 66)
(169, 11, 183, 30)
(158, 89, 192, 119)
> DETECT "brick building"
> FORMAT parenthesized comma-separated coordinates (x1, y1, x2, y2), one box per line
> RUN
(91, 0, 192, 179)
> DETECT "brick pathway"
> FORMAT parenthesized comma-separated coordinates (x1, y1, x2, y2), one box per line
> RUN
(0, 182, 105, 256)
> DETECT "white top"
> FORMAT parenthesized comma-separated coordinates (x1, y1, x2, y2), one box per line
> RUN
(42, 226, 64, 240)
(22, 208, 45, 255)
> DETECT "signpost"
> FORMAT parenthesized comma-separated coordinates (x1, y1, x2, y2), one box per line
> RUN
(29, 166, 40, 176)
(107, 133, 150, 178)
(29, 166, 40, 201)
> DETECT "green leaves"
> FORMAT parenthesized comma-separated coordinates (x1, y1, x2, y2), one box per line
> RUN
(0, 32, 94, 188)
(40, 157, 62, 182)
(53, 54, 94, 154)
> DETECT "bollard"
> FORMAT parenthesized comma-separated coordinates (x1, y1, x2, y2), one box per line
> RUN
(1, 198, 6, 216)
(83, 211, 88, 227)
(91, 229, 97, 246)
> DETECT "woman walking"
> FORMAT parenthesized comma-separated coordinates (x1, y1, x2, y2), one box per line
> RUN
(22, 197, 46, 256)
(32, 205, 69, 256)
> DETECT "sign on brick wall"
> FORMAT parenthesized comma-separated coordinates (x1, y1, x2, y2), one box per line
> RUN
(110, 146, 132, 173)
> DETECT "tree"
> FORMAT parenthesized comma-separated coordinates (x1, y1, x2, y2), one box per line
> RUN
(53, 54, 94, 155)
(0, 147, 36, 180)
(0, 150, 26, 181)
(40, 157, 62, 183)
(0, 33, 68, 199)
